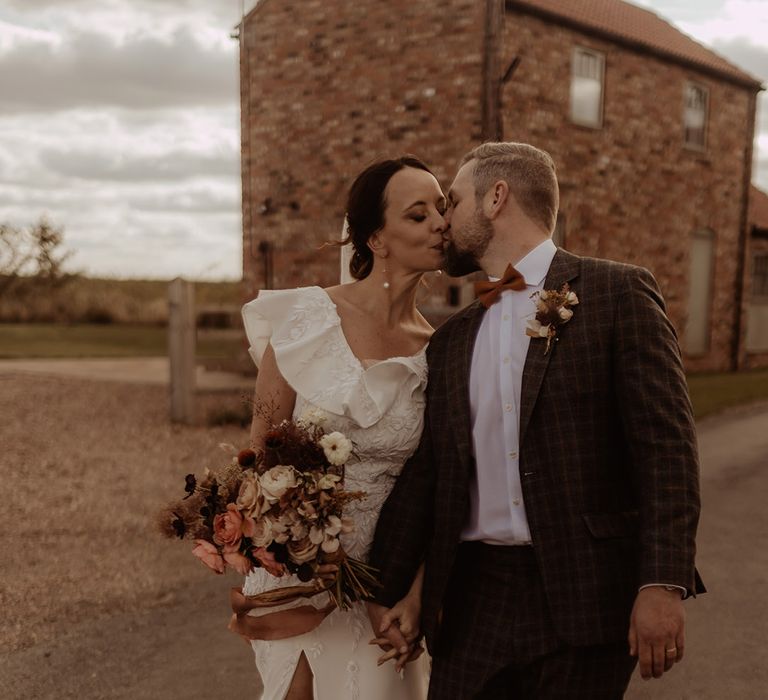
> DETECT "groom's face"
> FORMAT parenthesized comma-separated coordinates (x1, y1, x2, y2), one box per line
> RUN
(442, 161, 493, 276)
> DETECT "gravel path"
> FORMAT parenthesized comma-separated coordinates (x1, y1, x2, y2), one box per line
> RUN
(2, 374, 767, 699)
(0, 374, 260, 698)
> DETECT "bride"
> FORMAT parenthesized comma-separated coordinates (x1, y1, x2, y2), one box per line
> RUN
(240, 155, 448, 699)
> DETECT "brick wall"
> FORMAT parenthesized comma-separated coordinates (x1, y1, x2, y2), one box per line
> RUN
(500, 8, 755, 371)
(239, 0, 485, 307)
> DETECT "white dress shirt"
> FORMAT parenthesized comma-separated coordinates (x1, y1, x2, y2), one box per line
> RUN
(461, 238, 558, 545)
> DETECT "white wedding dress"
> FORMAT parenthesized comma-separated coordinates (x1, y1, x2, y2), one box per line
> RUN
(241, 285, 430, 700)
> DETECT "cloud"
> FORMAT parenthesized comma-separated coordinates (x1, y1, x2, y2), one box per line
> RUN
(38, 146, 239, 184)
(0, 25, 237, 114)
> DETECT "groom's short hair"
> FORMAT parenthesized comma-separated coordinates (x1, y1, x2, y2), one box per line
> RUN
(461, 142, 559, 235)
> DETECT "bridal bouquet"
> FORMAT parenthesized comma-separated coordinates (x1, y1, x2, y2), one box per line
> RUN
(158, 415, 380, 612)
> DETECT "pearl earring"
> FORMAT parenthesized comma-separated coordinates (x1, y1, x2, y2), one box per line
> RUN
(383, 263, 390, 289)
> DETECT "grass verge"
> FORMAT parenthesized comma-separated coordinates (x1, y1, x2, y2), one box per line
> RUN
(0, 323, 244, 360)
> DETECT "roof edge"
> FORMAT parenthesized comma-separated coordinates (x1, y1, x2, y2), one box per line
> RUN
(505, 0, 764, 92)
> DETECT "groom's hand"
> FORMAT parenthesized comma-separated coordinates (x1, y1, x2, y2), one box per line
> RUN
(629, 587, 686, 680)
(366, 601, 411, 665)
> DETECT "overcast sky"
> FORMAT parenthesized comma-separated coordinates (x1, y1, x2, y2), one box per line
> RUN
(0, 0, 765, 280)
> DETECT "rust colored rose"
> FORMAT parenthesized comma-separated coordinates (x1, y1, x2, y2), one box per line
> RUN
(287, 536, 319, 564)
(223, 549, 253, 576)
(191, 539, 225, 574)
(213, 503, 244, 551)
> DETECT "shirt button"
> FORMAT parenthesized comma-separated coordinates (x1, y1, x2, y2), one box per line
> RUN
(504, 403, 513, 412)
(512, 499, 521, 506)
(503, 356, 510, 364)
(503, 314, 510, 321)
(508, 451, 518, 459)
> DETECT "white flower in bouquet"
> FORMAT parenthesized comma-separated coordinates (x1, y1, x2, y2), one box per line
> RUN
(321, 534, 341, 554)
(248, 516, 274, 548)
(298, 407, 328, 427)
(290, 520, 309, 540)
(319, 432, 353, 466)
(260, 465, 298, 502)
(268, 513, 291, 544)
(316, 473, 341, 490)
(309, 524, 325, 545)
(558, 307, 574, 321)
(324, 515, 343, 537)
(566, 291, 579, 305)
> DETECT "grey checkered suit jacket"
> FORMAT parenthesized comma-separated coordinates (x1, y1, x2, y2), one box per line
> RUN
(369, 248, 703, 651)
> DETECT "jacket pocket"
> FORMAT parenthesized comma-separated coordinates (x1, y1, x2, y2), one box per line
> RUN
(582, 510, 639, 539)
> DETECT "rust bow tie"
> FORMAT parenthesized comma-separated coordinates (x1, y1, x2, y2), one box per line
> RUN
(474, 264, 527, 308)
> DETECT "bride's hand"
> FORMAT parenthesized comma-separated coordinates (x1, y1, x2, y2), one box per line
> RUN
(378, 594, 421, 645)
(368, 594, 423, 670)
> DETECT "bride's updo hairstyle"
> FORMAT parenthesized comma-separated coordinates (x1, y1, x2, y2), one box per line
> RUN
(343, 155, 435, 280)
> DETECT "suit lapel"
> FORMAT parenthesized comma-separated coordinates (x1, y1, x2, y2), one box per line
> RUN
(518, 249, 581, 446)
(446, 300, 486, 473)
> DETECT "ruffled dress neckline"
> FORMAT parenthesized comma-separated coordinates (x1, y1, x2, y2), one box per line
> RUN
(312, 286, 428, 370)
(241, 286, 428, 429)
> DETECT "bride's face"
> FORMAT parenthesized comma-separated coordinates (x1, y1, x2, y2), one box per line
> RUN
(374, 167, 447, 273)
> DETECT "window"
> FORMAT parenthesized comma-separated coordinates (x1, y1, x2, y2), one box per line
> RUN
(684, 229, 715, 354)
(683, 82, 709, 149)
(753, 253, 768, 299)
(552, 212, 566, 248)
(570, 48, 604, 128)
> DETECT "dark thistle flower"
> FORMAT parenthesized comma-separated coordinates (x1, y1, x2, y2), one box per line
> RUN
(183, 473, 197, 500)
(268, 541, 289, 564)
(297, 563, 314, 583)
(237, 448, 257, 467)
(264, 430, 285, 450)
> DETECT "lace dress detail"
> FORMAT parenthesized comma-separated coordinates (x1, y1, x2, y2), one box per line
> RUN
(241, 286, 429, 700)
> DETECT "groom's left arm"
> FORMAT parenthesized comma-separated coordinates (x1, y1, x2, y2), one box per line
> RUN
(612, 265, 701, 591)
(612, 265, 701, 679)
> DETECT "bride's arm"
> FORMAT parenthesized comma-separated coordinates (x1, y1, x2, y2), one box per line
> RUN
(249, 342, 296, 447)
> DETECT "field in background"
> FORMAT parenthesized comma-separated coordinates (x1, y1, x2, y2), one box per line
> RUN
(687, 368, 768, 419)
(0, 276, 242, 325)
(0, 323, 245, 361)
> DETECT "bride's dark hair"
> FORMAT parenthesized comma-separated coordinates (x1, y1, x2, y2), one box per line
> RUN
(343, 155, 435, 280)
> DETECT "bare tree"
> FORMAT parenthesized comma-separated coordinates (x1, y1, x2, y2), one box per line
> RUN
(0, 217, 75, 296)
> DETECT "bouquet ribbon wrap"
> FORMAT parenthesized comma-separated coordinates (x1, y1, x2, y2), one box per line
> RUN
(228, 584, 336, 641)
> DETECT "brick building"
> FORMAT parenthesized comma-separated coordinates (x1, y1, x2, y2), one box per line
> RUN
(238, 0, 764, 371)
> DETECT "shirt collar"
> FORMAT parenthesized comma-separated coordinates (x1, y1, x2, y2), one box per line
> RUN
(511, 238, 557, 287)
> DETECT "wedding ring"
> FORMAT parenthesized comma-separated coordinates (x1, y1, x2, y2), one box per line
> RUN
(665, 647, 677, 655)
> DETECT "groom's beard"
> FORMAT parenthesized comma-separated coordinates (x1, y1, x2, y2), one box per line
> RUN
(442, 209, 494, 277)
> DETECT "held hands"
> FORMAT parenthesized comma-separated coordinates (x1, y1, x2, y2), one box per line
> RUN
(366, 599, 424, 673)
(628, 586, 686, 680)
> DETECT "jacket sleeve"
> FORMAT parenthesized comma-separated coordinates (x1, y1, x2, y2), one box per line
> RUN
(368, 356, 439, 607)
(613, 266, 702, 595)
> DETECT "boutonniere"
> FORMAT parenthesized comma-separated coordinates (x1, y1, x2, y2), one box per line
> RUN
(525, 283, 579, 354)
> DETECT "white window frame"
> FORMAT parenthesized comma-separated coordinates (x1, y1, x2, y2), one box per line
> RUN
(570, 47, 605, 129)
(683, 81, 709, 151)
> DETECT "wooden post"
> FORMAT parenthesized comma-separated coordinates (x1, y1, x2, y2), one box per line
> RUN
(168, 278, 196, 424)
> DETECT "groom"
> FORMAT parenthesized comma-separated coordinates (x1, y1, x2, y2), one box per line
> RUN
(368, 142, 703, 698)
